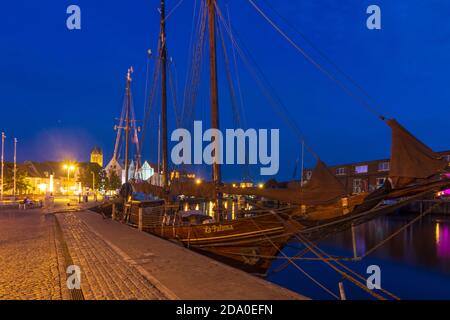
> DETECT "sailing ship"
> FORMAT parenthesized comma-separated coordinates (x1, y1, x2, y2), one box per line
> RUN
(108, 0, 450, 274)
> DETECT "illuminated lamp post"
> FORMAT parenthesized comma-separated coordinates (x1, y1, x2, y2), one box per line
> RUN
(63, 163, 75, 194)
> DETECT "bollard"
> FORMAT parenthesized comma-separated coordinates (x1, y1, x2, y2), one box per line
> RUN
(351, 224, 358, 260)
(138, 207, 143, 231)
(339, 282, 346, 300)
(112, 203, 116, 220)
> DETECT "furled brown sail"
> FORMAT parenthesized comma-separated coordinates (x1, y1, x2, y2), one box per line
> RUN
(387, 119, 447, 187)
(132, 181, 165, 198)
(170, 179, 217, 199)
(221, 159, 347, 205)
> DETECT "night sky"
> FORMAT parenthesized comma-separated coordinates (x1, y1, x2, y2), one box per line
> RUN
(1, 0, 450, 181)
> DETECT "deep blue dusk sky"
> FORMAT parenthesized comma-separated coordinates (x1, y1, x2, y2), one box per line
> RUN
(1, 1, 449, 181)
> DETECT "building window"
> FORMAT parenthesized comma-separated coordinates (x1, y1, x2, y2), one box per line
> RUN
(353, 179, 362, 193)
(354, 165, 368, 174)
(336, 167, 346, 176)
(444, 155, 450, 162)
(378, 161, 390, 172)
(376, 178, 386, 188)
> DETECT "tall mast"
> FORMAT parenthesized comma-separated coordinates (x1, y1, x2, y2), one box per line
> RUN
(160, 0, 169, 189)
(157, 113, 161, 184)
(124, 67, 132, 183)
(208, 0, 221, 184)
(208, 0, 222, 219)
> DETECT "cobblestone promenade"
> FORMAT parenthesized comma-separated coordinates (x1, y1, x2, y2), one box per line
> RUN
(0, 208, 167, 300)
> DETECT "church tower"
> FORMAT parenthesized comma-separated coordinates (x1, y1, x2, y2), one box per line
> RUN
(90, 147, 103, 167)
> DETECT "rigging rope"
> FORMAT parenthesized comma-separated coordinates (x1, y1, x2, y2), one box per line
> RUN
(164, 0, 185, 22)
(250, 200, 398, 299)
(140, 42, 162, 160)
(113, 95, 127, 160)
(181, 0, 207, 129)
(218, 24, 241, 127)
(359, 202, 442, 259)
(143, 50, 152, 119)
(226, 5, 248, 130)
(247, 217, 340, 299)
(168, 59, 181, 128)
(215, 3, 320, 161)
(294, 232, 394, 300)
(221, 6, 252, 180)
(259, 0, 383, 112)
(181, 0, 200, 125)
(246, 0, 385, 120)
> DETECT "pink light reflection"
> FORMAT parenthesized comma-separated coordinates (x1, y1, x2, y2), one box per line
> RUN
(437, 224, 450, 258)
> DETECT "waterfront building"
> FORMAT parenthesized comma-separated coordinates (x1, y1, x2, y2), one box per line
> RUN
(19, 161, 79, 195)
(303, 151, 450, 194)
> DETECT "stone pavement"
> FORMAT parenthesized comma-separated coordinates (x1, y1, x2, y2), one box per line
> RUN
(57, 212, 166, 300)
(0, 209, 168, 300)
(0, 210, 65, 300)
(0, 207, 306, 300)
(74, 211, 306, 300)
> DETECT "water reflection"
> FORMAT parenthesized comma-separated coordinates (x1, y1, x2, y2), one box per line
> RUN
(267, 213, 450, 299)
(323, 214, 450, 273)
(436, 223, 450, 258)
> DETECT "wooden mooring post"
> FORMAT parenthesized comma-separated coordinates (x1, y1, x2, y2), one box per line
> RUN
(112, 203, 116, 220)
(138, 207, 143, 231)
(339, 282, 346, 300)
(351, 224, 358, 260)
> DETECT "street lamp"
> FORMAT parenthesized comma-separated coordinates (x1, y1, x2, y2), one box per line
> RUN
(91, 171, 95, 191)
(90, 171, 97, 202)
(63, 163, 75, 193)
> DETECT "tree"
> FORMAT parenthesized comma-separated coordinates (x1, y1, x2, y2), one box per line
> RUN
(107, 171, 122, 191)
(98, 169, 107, 192)
(78, 163, 102, 190)
(3, 169, 31, 195)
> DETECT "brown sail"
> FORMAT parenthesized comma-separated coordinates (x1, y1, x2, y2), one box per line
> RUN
(170, 179, 217, 199)
(387, 119, 447, 187)
(221, 159, 347, 205)
(133, 181, 165, 198)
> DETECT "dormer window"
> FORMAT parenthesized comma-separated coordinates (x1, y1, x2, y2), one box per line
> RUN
(355, 165, 368, 174)
(378, 162, 390, 172)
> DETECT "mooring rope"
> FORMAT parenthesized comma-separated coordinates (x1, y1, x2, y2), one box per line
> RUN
(246, 216, 340, 299)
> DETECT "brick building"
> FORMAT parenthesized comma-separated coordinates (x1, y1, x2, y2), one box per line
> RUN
(303, 151, 450, 194)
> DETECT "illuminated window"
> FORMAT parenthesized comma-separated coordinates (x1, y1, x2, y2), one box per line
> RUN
(378, 162, 390, 172)
(353, 179, 362, 193)
(354, 165, 368, 174)
(336, 167, 346, 176)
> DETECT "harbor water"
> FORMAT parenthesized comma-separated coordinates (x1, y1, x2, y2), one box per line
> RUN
(267, 212, 450, 300)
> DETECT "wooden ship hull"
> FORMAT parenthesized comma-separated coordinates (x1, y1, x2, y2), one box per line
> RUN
(127, 203, 302, 273)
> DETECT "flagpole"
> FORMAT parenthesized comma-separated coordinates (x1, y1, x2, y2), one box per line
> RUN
(1, 132, 5, 201)
(300, 140, 305, 185)
(13, 138, 17, 198)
